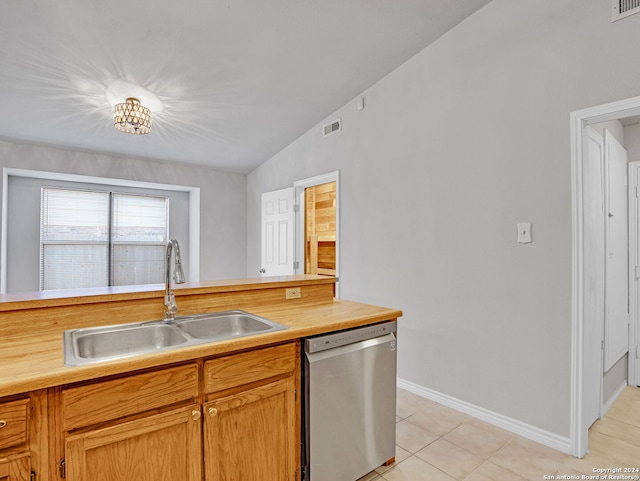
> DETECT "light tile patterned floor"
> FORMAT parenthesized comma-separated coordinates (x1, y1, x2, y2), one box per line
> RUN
(358, 387, 640, 481)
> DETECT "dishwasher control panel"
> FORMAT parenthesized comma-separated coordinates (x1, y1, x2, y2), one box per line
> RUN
(304, 320, 397, 353)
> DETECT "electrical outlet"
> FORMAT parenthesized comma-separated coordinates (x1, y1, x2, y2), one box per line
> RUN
(286, 287, 301, 299)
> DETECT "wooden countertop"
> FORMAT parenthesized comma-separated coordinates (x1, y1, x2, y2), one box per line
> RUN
(0, 276, 402, 398)
(0, 275, 337, 311)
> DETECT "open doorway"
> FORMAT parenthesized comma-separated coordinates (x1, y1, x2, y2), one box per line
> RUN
(294, 171, 339, 295)
(259, 171, 339, 289)
(570, 96, 640, 457)
(303, 181, 337, 277)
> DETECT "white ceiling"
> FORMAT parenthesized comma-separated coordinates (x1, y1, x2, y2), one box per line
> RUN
(0, 1, 492, 174)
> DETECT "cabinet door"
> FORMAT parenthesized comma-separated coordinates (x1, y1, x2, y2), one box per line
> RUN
(0, 454, 30, 481)
(204, 377, 296, 481)
(66, 405, 202, 481)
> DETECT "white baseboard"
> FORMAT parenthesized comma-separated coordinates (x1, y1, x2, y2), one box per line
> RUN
(601, 380, 627, 417)
(397, 378, 572, 455)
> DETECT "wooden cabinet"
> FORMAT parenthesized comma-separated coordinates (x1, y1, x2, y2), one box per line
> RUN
(6, 342, 299, 481)
(0, 400, 29, 451)
(204, 378, 296, 480)
(0, 399, 30, 481)
(62, 364, 199, 431)
(65, 405, 202, 481)
(0, 454, 30, 481)
(203, 343, 299, 481)
(63, 364, 200, 481)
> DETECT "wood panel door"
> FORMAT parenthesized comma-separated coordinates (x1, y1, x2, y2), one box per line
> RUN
(203, 378, 297, 481)
(65, 405, 202, 481)
(0, 454, 30, 481)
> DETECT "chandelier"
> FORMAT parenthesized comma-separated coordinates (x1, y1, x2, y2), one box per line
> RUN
(113, 97, 151, 135)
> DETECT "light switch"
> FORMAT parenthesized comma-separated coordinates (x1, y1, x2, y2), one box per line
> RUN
(517, 222, 532, 243)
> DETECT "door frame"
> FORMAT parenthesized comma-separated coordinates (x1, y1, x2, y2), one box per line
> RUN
(293, 171, 340, 297)
(628, 160, 640, 387)
(570, 95, 640, 457)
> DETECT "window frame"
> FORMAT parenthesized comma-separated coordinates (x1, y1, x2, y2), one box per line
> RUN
(1, 168, 200, 294)
(39, 186, 171, 290)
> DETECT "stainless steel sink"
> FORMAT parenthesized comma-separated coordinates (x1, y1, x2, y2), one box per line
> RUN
(66, 323, 189, 364)
(175, 310, 288, 340)
(64, 310, 288, 366)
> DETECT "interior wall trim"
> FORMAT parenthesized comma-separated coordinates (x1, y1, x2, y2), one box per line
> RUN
(396, 378, 572, 455)
(570, 94, 640, 457)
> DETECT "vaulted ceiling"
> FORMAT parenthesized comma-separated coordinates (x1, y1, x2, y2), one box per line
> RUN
(0, 1, 493, 173)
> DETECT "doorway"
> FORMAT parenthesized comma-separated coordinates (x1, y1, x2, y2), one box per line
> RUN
(294, 171, 339, 294)
(570, 95, 640, 457)
(259, 171, 340, 293)
(303, 181, 337, 277)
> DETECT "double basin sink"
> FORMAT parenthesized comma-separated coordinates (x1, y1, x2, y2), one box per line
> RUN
(64, 310, 288, 366)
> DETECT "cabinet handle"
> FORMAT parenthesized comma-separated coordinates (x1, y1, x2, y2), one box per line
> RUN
(208, 407, 218, 416)
(0, 420, 6, 429)
(191, 410, 201, 421)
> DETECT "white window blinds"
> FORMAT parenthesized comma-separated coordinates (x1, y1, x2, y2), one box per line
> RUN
(40, 187, 168, 290)
(111, 193, 168, 286)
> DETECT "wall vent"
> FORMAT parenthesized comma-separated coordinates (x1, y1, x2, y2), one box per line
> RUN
(323, 118, 341, 137)
(612, 0, 640, 21)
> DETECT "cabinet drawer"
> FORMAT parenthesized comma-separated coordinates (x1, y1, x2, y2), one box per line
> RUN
(63, 363, 199, 431)
(204, 343, 296, 394)
(0, 399, 29, 450)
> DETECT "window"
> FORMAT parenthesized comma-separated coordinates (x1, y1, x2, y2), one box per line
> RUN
(2, 169, 198, 294)
(40, 187, 168, 290)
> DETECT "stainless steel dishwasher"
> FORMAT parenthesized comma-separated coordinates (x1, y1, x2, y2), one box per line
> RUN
(303, 321, 397, 481)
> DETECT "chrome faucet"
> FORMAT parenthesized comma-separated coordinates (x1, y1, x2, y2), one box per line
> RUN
(163, 239, 186, 321)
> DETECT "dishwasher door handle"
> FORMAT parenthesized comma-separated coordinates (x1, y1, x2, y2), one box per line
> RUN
(305, 332, 396, 363)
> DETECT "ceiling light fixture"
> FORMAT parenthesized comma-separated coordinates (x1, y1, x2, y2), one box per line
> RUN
(113, 97, 152, 135)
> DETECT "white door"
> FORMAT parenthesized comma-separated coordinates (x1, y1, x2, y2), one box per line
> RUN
(603, 129, 630, 371)
(582, 127, 606, 429)
(261, 187, 295, 277)
(628, 162, 640, 387)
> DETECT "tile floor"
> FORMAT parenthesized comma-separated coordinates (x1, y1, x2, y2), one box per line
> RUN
(357, 387, 640, 481)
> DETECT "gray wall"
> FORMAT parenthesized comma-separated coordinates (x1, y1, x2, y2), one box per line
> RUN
(0, 139, 247, 287)
(625, 124, 640, 161)
(247, 0, 640, 437)
(603, 354, 628, 405)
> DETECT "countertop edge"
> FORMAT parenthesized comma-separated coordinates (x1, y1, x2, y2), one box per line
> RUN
(0, 300, 402, 398)
(0, 275, 336, 312)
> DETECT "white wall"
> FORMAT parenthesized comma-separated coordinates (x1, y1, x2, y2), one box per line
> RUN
(625, 123, 640, 161)
(0, 139, 247, 285)
(247, 0, 640, 437)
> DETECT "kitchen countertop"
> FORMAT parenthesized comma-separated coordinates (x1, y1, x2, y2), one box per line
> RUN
(0, 276, 402, 398)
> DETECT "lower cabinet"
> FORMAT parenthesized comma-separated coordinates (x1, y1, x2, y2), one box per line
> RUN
(62, 363, 202, 481)
(203, 377, 296, 481)
(12, 341, 300, 481)
(202, 341, 299, 481)
(65, 405, 202, 481)
(0, 398, 31, 481)
(0, 454, 30, 481)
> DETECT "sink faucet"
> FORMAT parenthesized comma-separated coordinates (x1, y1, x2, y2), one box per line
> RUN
(163, 239, 186, 321)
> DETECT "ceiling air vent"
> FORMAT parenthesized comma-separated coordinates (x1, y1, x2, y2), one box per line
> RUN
(612, 0, 640, 21)
(323, 118, 341, 137)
